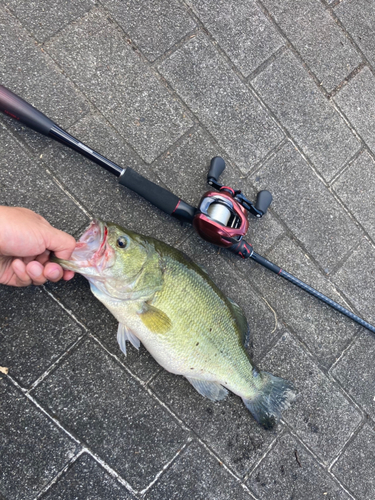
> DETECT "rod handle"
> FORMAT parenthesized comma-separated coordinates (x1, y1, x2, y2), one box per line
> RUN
(119, 167, 196, 223)
(0, 85, 55, 136)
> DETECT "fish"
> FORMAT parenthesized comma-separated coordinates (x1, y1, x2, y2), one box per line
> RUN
(53, 220, 295, 429)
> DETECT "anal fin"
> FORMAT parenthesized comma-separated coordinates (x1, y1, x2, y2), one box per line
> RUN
(117, 323, 140, 356)
(186, 377, 228, 402)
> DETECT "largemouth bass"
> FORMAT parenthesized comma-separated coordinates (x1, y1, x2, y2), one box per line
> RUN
(54, 220, 295, 429)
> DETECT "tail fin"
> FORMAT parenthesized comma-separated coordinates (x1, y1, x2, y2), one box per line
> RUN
(242, 371, 296, 430)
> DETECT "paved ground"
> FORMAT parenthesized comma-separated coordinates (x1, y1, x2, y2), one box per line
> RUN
(1, 0, 375, 499)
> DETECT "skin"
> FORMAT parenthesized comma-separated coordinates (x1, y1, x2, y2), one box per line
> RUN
(0, 206, 76, 287)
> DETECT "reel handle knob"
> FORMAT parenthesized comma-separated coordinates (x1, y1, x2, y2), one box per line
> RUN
(255, 190, 272, 215)
(208, 156, 226, 182)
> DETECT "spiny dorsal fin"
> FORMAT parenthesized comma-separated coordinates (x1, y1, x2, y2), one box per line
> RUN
(139, 304, 172, 334)
(228, 298, 250, 349)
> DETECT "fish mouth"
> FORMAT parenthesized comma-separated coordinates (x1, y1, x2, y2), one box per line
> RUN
(57, 219, 114, 274)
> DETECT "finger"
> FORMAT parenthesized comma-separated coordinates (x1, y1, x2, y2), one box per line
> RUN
(25, 261, 48, 286)
(43, 262, 64, 282)
(35, 250, 51, 266)
(45, 228, 76, 260)
(63, 270, 75, 281)
(12, 259, 32, 287)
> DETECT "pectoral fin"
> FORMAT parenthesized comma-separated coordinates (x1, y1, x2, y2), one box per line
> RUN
(139, 304, 172, 334)
(117, 323, 140, 356)
(186, 377, 228, 402)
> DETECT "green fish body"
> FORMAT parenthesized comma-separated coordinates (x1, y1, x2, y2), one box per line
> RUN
(55, 220, 295, 429)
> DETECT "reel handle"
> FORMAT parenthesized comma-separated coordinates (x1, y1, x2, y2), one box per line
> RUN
(0, 85, 55, 135)
(255, 190, 272, 215)
(208, 156, 226, 182)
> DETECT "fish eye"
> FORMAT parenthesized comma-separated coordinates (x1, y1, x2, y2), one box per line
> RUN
(116, 236, 128, 249)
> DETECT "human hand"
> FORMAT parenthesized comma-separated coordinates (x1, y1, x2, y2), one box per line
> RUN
(0, 206, 76, 287)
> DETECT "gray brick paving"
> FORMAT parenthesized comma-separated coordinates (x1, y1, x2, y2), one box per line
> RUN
(331, 330, 375, 420)
(145, 441, 252, 500)
(240, 236, 359, 369)
(251, 141, 362, 272)
(261, 0, 362, 92)
(332, 424, 375, 500)
(186, 0, 284, 77)
(3, 0, 95, 43)
(40, 453, 136, 500)
(1, 1, 375, 499)
(260, 332, 361, 464)
(33, 338, 189, 491)
(44, 9, 192, 163)
(0, 378, 78, 500)
(335, 0, 375, 68)
(150, 369, 279, 478)
(332, 150, 375, 241)
(331, 238, 375, 326)
(100, 0, 196, 62)
(247, 433, 351, 500)
(0, 285, 84, 388)
(252, 50, 360, 181)
(158, 32, 284, 173)
(0, 8, 90, 151)
(334, 66, 375, 152)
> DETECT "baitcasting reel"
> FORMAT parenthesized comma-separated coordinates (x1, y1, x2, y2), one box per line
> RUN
(193, 157, 272, 250)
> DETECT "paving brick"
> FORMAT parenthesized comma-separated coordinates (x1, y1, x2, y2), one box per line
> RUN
(242, 236, 358, 369)
(248, 433, 350, 500)
(100, 0, 196, 62)
(332, 424, 375, 500)
(0, 9, 89, 151)
(179, 233, 281, 361)
(331, 330, 375, 420)
(150, 369, 280, 478)
(251, 141, 362, 272)
(145, 441, 251, 500)
(186, 0, 283, 77)
(0, 125, 88, 234)
(4, 0, 94, 43)
(332, 150, 375, 241)
(252, 50, 360, 181)
(33, 338, 189, 491)
(41, 453, 136, 500)
(331, 238, 375, 326)
(158, 32, 284, 173)
(46, 274, 161, 382)
(334, 67, 375, 153)
(335, 0, 375, 68)
(0, 377, 78, 500)
(0, 285, 84, 387)
(260, 331, 361, 463)
(44, 9, 192, 163)
(261, 0, 362, 92)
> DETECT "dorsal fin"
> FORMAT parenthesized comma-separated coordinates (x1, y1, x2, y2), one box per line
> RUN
(228, 298, 250, 349)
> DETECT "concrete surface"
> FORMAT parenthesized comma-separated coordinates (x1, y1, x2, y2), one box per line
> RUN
(1, 0, 375, 499)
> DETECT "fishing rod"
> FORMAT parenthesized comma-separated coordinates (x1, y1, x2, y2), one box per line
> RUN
(1, 85, 374, 334)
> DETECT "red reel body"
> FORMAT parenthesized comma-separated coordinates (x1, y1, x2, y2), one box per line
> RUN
(193, 190, 249, 248)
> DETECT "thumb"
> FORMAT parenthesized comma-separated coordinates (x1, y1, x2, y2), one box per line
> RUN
(45, 227, 77, 260)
